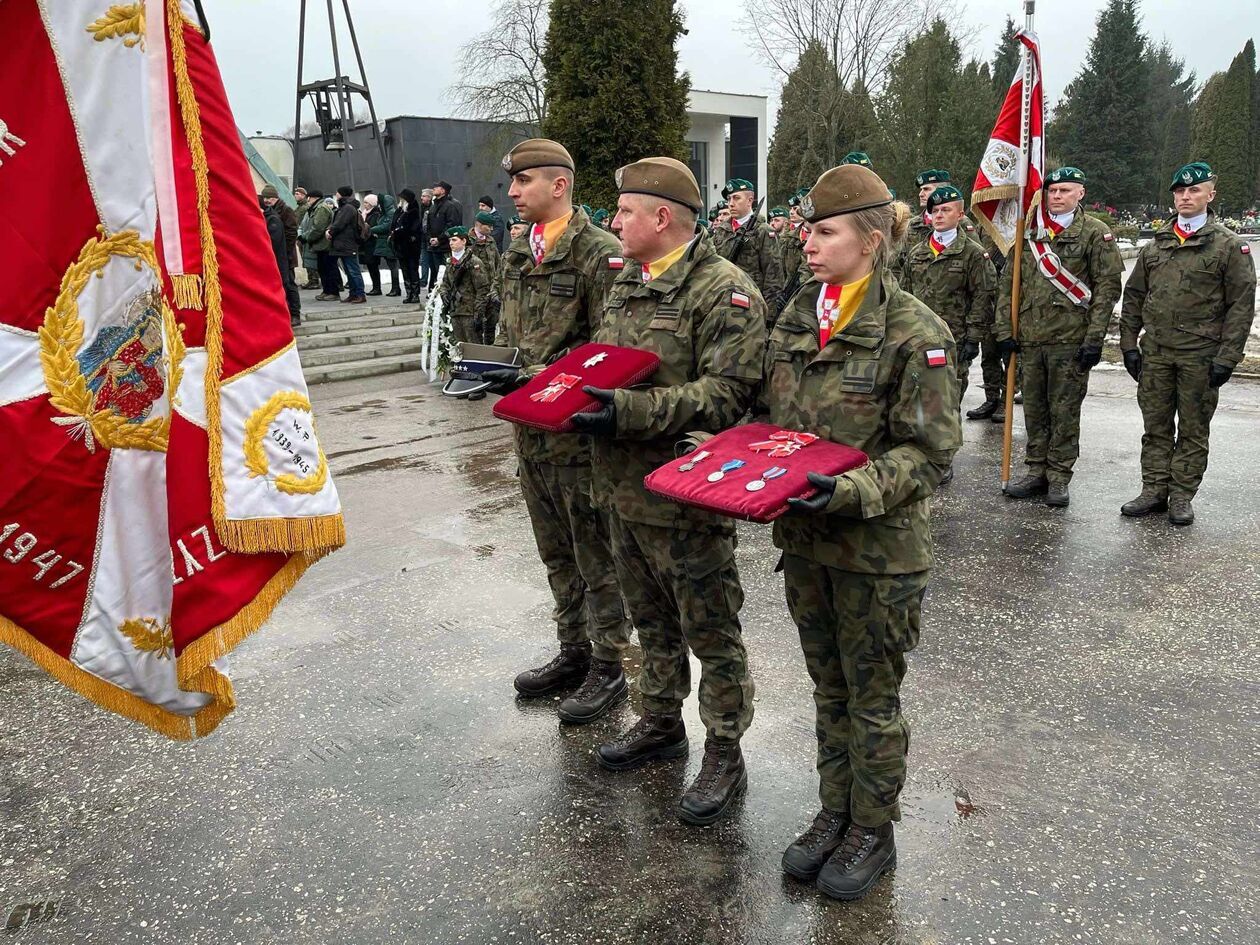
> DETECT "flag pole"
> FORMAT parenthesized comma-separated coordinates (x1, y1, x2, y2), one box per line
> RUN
(1001, 0, 1036, 491)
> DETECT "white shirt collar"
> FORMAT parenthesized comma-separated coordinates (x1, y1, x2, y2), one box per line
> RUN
(451, 249, 466, 262)
(1177, 211, 1208, 232)
(935, 227, 958, 246)
(1050, 210, 1075, 228)
(736, 213, 754, 227)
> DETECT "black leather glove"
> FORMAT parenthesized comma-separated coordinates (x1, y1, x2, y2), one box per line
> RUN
(1122, 349, 1142, 382)
(1208, 363, 1233, 389)
(959, 338, 981, 363)
(1073, 343, 1103, 372)
(480, 367, 526, 393)
(786, 472, 837, 515)
(570, 386, 617, 436)
(996, 338, 1019, 360)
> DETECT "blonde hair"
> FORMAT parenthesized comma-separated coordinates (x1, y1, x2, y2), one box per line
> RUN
(846, 200, 911, 269)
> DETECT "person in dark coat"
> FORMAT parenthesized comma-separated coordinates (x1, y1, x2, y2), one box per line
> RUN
(477, 195, 507, 252)
(424, 180, 462, 290)
(262, 199, 301, 326)
(359, 193, 399, 296)
(391, 188, 426, 303)
(328, 184, 366, 303)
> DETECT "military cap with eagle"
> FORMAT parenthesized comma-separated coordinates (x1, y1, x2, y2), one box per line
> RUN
(501, 138, 575, 174)
(1170, 161, 1214, 190)
(615, 157, 703, 213)
(1045, 166, 1087, 186)
(840, 151, 873, 168)
(720, 177, 755, 199)
(925, 183, 964, 212)
(799, 164, 893, 223)
(914, 169, 951, 188)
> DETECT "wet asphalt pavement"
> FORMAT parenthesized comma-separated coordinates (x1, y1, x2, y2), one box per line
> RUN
(2, 365, 1258, 944)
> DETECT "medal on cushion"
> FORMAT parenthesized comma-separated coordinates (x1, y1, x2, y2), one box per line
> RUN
(745, 466, 788, 492)
(748, 431, 820, 458)
(707, 459, 746, 483)
(677, 449, 712, 472)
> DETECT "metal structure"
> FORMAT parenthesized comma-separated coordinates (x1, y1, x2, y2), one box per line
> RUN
(293, 0, 394, 195)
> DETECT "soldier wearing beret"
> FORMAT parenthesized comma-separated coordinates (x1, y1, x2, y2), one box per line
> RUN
(769, 206, 789, 238)
(774, 189, 812, 314)
(508, 215, 528, 243)
(570, 157, 766, 826)
(471, 211, 504, 343)
(482, 139, 633, 722)
(762, 164, 960, 900)
(996, 166, 1124, 507)
(1119, 161, 1257, 525)
(901, 183, 997, 479)
(840, 151, 873, 168)
(437, 226, 490, 345)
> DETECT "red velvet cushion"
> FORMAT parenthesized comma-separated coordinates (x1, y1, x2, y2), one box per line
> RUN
(493, 343, 660, 433)
(643, 422, 870, 523)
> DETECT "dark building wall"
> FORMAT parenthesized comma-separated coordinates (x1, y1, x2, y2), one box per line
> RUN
(294, 116, 528, 213)
(728, 116, 759, 193)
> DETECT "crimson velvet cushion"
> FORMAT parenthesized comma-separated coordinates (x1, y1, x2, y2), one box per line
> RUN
(492, 343, 660, 433)
(644, 422, 869, 523)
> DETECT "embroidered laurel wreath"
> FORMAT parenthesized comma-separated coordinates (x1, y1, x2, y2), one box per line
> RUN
(119, 617, 174, 658)
(242, 391, 329, 495)
(38, 228, 185, 453)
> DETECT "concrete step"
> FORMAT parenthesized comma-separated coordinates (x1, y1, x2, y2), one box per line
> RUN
(296, 323, 423, 351)
(301, 298, 420, 321)
(295, 311, 421, 336)
(302, 351, 427, 385)
(299, 337, 424, 368)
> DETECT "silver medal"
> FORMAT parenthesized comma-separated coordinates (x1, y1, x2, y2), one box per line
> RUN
(707, 471, 725, 483)
(745, 479, 766, 492)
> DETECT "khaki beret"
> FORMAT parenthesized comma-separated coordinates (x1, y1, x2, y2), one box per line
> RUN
(799, 165, 893, 223)
(614, 157, 702, 213)
(501, 138, 574, 175)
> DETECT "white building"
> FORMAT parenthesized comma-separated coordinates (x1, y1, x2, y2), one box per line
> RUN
(685, 90, 769, 213)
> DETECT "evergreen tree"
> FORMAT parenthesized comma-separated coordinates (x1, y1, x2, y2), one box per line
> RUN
(991, 16, 1021, 98)
(1051, 0, 1152, 206)
(542, 0, 690, 211)
(937, 60, 996, 195)
(768, 42, 837, 205)
(1144, 42, 1196, 205)
(1190, 40, 1257, 211)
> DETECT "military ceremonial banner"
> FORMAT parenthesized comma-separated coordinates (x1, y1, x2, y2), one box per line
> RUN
(971, 30, 1045, 255)
(0, 0, 344, 739)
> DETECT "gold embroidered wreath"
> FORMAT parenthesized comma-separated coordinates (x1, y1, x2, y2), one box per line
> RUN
(242, 390, 329, 495)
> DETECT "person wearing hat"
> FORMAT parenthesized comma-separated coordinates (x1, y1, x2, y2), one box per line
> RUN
(425, 180, 464, 278)
(760, 163, 960, 901)
(291, 186, 320, 289)
(995, 166, 1123, 507)
(476, 195, 507, 251)
(712, 177, 784, 316)
(715, 199, 731, 227)
(901, 183, 997, 478)
(436, 226, 489, 344)
(840, 151, 873, 169)
(768, 206, 789, 238)
(570, 156, 766, 826)
(471, 210, 503, 343)
(260, 186, 302, 326)
(508, 214, 528, 243)
(591, 207, 612, 232)
(483, 138, 632, 724)
(1118, 161, 1257, 525)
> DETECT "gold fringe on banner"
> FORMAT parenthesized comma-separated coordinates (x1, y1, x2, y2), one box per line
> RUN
(217, 514, 347, 555)
(170, 273, 204, 310)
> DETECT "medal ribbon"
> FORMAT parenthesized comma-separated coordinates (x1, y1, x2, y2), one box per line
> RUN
(529, 223, 546, 265)
(749, 431, 819, 457)
(929, 234, 946, 257)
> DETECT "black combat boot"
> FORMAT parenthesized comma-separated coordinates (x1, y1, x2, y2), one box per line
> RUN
(967, 397, 1001, 420)
(597, 712, 688, 771)
(386, 286, 402, 297)
(1121, 490, 1168, 517)
(678, 738, 747, 826)
(781, 808, 850, 880)
(557, 658, 627, 724)
(939, 465, 955, 485)
(1168, 494, 1195, 526)
(513, 642, 591, 696)
(816, 822, 897, 901)
(1045, 481, 1070, 507)
(1005, 474, 1048, 498)
(989, 406, 1006, 424)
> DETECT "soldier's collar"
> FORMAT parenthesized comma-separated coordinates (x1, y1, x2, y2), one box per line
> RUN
(825, 267, 892, 351)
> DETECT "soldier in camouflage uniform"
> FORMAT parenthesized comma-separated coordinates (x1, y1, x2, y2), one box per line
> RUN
(1119, 161, 1257, 526)
(437, 227, 490, 345)
(890, 168, 943, 284)
(508, 215, 528, 243)
(471, 211, 503, 344)
(901, 184, 996, 474)
(763, 164, 960, 901)
(711, 178, 785, 316)
(480, 139, 633, 725)
(571, 157, 765, 827)
(996, 167, 1123, 507)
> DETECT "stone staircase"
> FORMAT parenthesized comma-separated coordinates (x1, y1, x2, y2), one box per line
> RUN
(295, 293, 429, 384)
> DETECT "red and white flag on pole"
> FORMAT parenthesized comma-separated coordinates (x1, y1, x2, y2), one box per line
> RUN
(971, 30, 1045, 255)
(0, 0, 344, 739)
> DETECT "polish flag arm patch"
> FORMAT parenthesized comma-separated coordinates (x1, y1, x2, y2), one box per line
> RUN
(608, 256, 624, 269)
(1103, 232, 1114, 241)
(925, 348, 948, 368)
(730, 291, 751, 309)
(1242, 244, 1251, 255)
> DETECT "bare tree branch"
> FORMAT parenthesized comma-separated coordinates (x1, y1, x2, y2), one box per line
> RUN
(447, 0, 549, 134)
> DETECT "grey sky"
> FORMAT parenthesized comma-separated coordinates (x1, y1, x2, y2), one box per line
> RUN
(217, 0, 1251, 137)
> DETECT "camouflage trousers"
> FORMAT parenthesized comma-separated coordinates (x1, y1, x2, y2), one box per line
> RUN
(608, 518, 754, 740)
(783, 557, 929, 827)
(978, 329, 1006, 400)
(451, 315, 477, 345)
(518, 460, 631, 662)
(1136, 341, 1221, 499)
(1019, 343, 1090, 485)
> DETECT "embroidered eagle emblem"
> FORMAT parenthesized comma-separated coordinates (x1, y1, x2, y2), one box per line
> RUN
(501, 154, 513, 172)
(799, 194, 815, 218)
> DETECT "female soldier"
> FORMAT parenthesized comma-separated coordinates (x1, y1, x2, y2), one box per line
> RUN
(761, 164, 960, 901)
(437, 226, 490, 345)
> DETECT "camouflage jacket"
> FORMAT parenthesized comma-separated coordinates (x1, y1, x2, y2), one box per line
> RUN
(439, 253, 490, 322)
(1119, 217, 1257, 368)
(995, 212, 1123, 347)
(470, 236, 502, 297)
(712, 216, 785, 318)
(901, 234, 997, 343)
(591, 235, 768, 534)
(891, 215, 933, 285)
(499, 207, 622, 466)
(759, 266, 960, 574)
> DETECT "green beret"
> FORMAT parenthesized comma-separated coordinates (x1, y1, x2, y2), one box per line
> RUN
(769, 206, 788, 219)
(1170, 161, 1214, 190)
(925, 184, 964, 211)
(715, 198, 728, 210)
(445, 226, 470, 239)
(800, 164, 893, 224)
(580, 204, 593, 217)
(721, 177, 755, 199)
(509, 216, 525, 226)
(840, 151, 873, 168)
(697, 218, 711, 231)
(1045, 166, 1086, 186)
(914, 169, 951, 188)
(502, 138, 574, 174)
(474, 210, 496, 225)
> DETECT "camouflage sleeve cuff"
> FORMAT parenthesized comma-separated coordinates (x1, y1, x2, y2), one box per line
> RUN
(613, 388, 651, 436)
(675, 431, 714, 458)
(1213, 351, 1241, 369)
(826, 465, 881, 517)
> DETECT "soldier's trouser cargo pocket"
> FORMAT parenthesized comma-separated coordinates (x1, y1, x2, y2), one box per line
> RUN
(1136, 341, 1220, 498)
(1020, 343, 1090, 483)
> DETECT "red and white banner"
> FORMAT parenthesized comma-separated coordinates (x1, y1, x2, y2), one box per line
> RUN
(971, 30, 1045, 255)
(0, 0, 344, 739)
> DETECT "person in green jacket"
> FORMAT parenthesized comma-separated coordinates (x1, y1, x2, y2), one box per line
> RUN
(305, 194, 340, 300)
(437, 227, 490, 344)
(761, 163, 960, 902)
(472, 210, 503, 343)
(1118, 161, 1257, 525)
